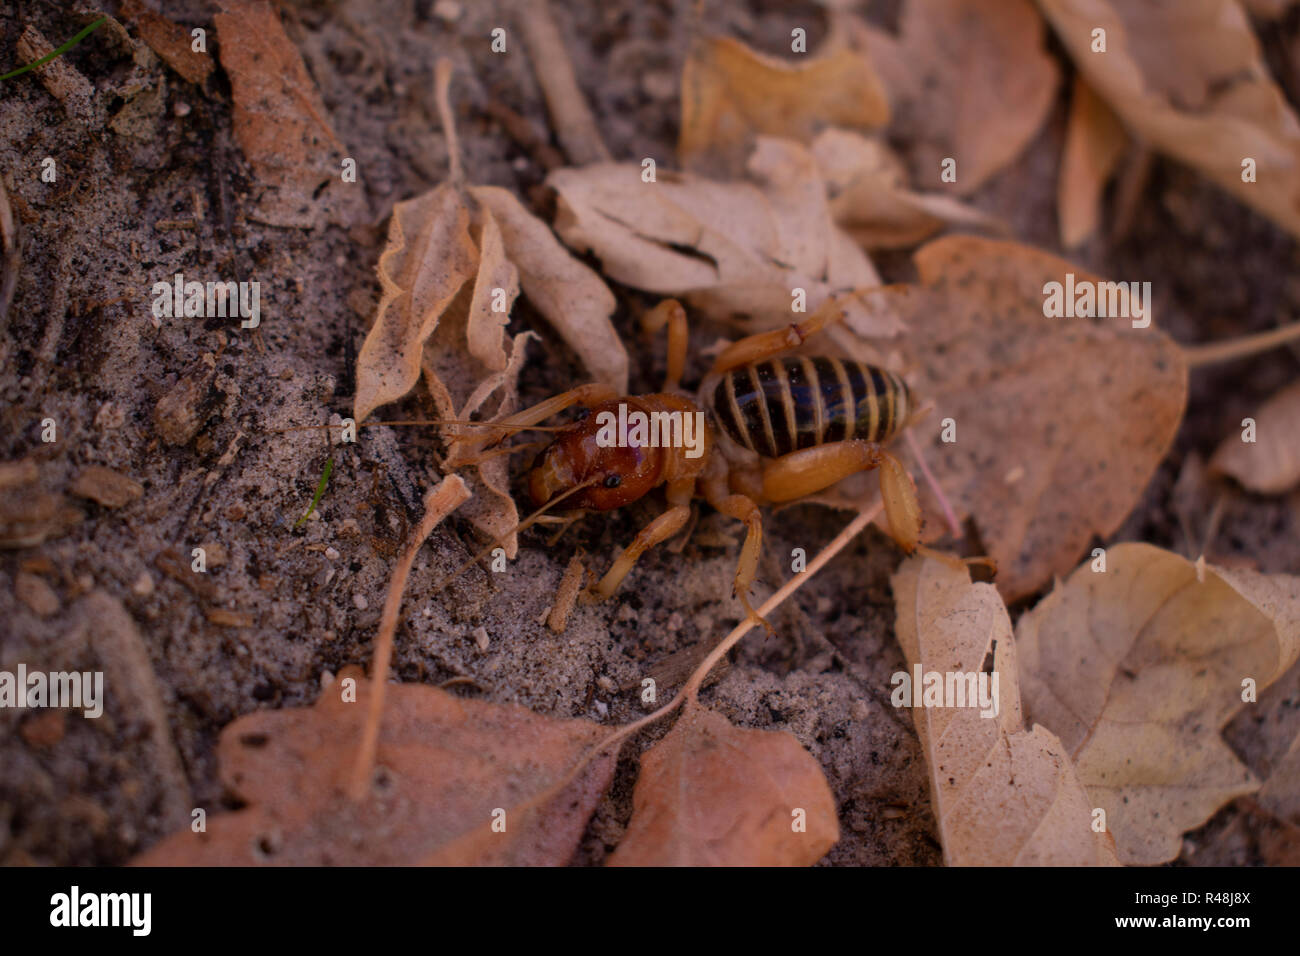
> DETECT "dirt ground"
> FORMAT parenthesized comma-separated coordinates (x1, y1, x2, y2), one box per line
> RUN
(1, 0, 1298, 867)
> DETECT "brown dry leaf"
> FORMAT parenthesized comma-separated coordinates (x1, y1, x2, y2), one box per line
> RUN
(608, 702, 838, 866)
(214, 0, 364, 229)
(1059, 75, 1129, 248)
(864, 236, 1187, 602)
(1037, 0, 1300, 238)
(549, 137, 903, 343)
(811, 129, 1006, 249)
(120, 0, 214, 85)
(132, 670, 617, 865)
(678, 34, 889, 176)
(0, 462, 81, 549)
(844, 0, 1059, 194)
(1209, 380, 1300, 494)
(891, 555, 1120, 865)
(1016, 543, 1300, 864)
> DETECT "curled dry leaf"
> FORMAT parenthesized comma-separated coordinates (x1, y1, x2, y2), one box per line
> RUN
(214, 0, 364, 229)
(1209, 380, 1300, 494)
(608, 702, 838, 866)
(1037, 0, 1300, 238)
(1058, 75, 1128, 248)
(866, 236, 1186, 602)
(132, 671, 617, 866)
(811, 129, 1006, 249)
(843, 0, 1059, 194)
(891, 555, 1120, 866)
(1016, 543, 1300, 864)
(678, 34, 889, 176)
(549, 137, 903, 343)
(353, 178, 624, 552)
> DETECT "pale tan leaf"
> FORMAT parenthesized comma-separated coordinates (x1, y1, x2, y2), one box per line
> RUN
(1059, 75, 1129, 248)
(471, 185, 627, 393)
(131, 671, 617, 866)
(1210, 380, 1300, 494)
(213, 0, 364, 229)
(607, 702, 838, 866)
(353, 184, 478, 424)
(848, 0, 1059, 194)
(548, 139, 903, 340)
(1258, 733, 1300, 824)
(678, 35, 889, 176)
(1016, 543, 1300, 864)
(1038, 0, 1300, 238)
(880, 236, 1187, 601)
(812, 129, 1007, 249)
(891, 555, 1120, 866)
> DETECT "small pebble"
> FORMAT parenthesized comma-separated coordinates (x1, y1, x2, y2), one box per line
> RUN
(325, 546, 340, 560)
(596, 675, 617, 694)
(353, 593, 369, 610)
(174, 101, 191, 117)
(433, 0, 462, 21)
(472, 626, 490, 651)
(131, 572, 154, 597)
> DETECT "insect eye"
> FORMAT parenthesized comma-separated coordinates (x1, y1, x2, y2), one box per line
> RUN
(603, 474, 622, 488)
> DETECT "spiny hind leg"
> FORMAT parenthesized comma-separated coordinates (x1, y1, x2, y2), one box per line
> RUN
(455, 383, 618, 459)
(761, 441, 922, 553)
(588, 478, 694, 601)
(701, 465, 770, 633)
(642, 299, 689, 391)
(708, 297, 847, 375)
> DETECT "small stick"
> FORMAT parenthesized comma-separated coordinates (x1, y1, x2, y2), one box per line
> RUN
(1182, 319, 1300, 368)
(350, 474, 471, 800)
(516, 0, 612, 165)
(433, 58, 464, 183)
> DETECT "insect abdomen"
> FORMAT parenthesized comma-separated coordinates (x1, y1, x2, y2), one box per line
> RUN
(711, 356, 911, 459)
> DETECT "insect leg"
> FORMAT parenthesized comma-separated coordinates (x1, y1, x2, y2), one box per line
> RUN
(641, 299, 689, 392)
(708, 296, 847, 375)
(700, 469, 770, 634)
(588, 478, 695, 600)
(454, 382, 618, 459)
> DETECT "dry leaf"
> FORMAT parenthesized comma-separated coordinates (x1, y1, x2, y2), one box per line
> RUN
(891, 555, 1120, 866)
(870, 236, 1186, 602)
(549, 137, 903, 342)
(811, 128, 1006, 249)
(1209, 380, 1300, 494)
(132, 671, 617, 865)
(679, 34, 889, 176)
(1037, 0, 1300, 238)
(471, 185, 626, 394)
(1016, 543, 1300, 864)
(121, 0, 214, 85)
(845, 0, 1059, 194)
(1058, 75, 1128, 248)
(214, 0, 364, 229)
(608, 702, 838, 865)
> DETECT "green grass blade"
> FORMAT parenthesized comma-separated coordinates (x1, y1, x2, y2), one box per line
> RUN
(294, 456, 334, 529)
(1, 16, 108, 82)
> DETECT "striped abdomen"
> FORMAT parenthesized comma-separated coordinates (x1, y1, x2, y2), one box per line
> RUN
(710, 357, 911, 459)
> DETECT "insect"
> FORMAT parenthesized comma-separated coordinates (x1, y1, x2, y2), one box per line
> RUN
(454, 296, 927, 627)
